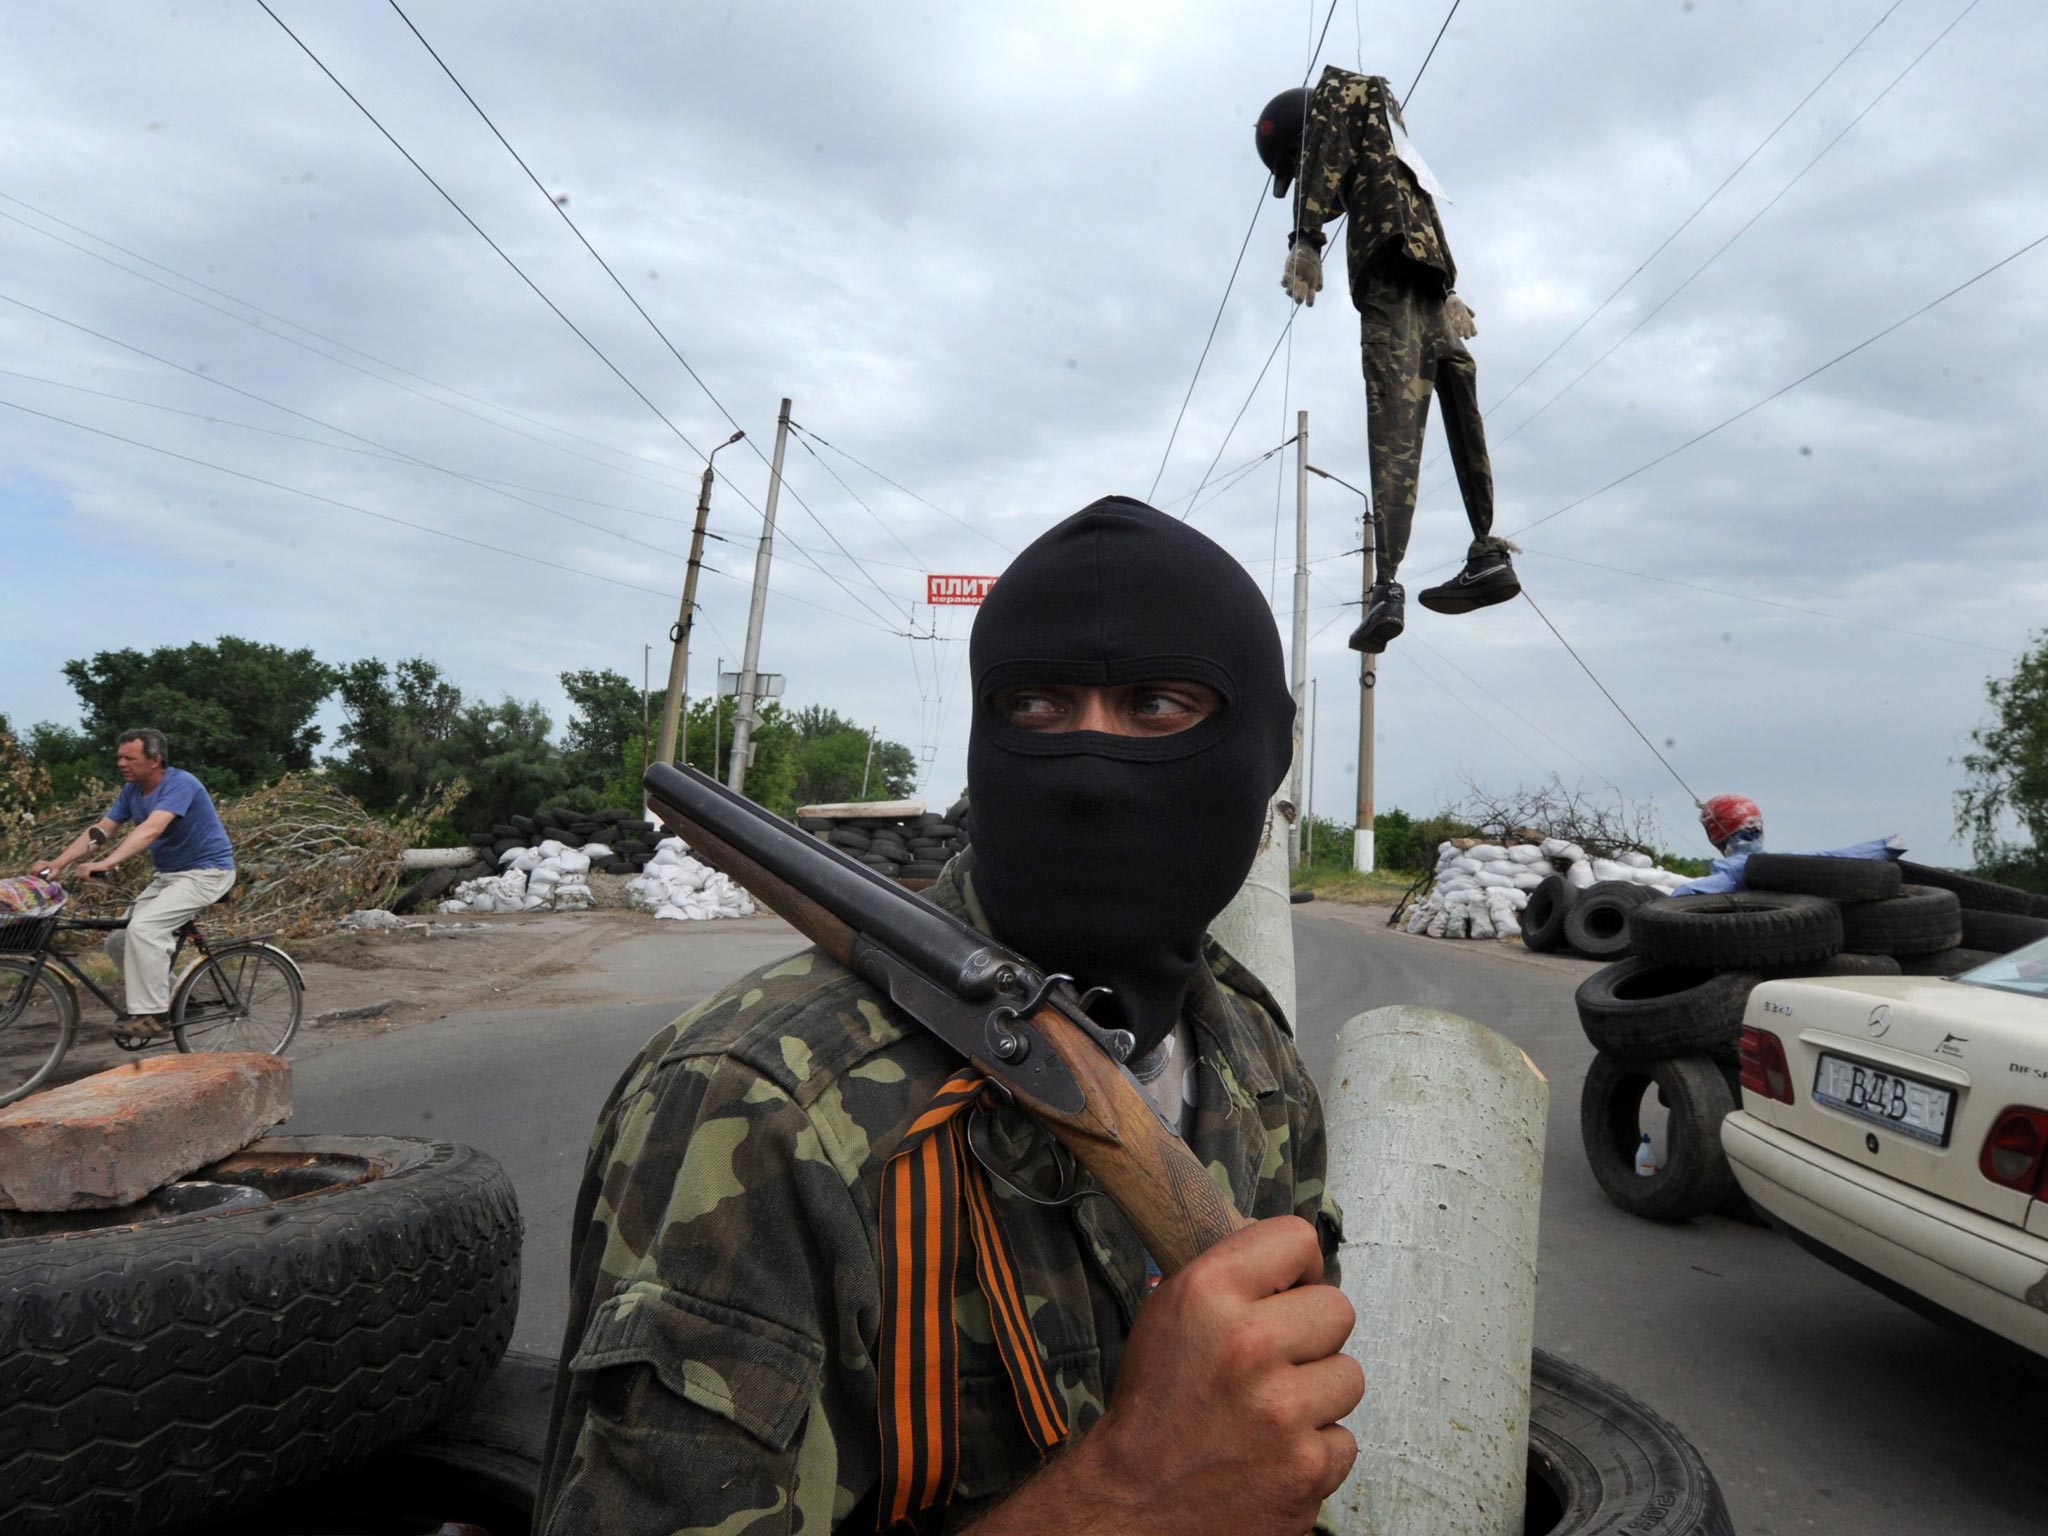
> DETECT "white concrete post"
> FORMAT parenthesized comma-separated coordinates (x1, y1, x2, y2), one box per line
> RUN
(1324, 1005, 1549, 1536)
(1209, 793, 1297, 1030)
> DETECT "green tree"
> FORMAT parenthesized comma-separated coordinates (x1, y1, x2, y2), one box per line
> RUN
(60, 637, 337, 794)
(561, 668, 661, 794)
(327, 657, 465, 813)
(20, 721, 98, 805)
(430, 698, 570, 834)
(786, 705, 917, 807)
(1956, 632, 2048, 890)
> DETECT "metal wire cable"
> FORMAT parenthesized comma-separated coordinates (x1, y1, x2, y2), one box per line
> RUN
(788, 421, 1012, 555)
(1516, 587, 1702, 805)
(257, 0, 917, 636)
(1403, 0, 1463, 108)
(1147, 0, 1342, 501)
(385, 0, 920, 628)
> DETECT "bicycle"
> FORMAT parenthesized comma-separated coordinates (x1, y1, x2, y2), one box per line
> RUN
(0, 874, 304, 1108)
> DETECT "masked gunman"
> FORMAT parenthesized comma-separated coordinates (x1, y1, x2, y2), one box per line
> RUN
(538, 499, 1358, 1534)
(1258, 66, 1519, 653)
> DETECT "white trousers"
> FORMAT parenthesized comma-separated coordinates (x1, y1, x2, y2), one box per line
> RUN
(105, 867, 236, 1016)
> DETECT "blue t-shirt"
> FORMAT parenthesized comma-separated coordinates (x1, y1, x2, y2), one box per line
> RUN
(109, 767, 235, 873)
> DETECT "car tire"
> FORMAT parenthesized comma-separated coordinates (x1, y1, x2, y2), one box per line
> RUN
(214, 1348, 556, 1535)
(1899, 946, 2002, 976)
(1580, 1051, 1736, 1221)
(1528, 1349, 1735, 1536)
(1522, 874, 1575, 953)
(0, 1136, 521, 1536)
(1897, 861, 2038, 916)
(1759, 951, 1902, 979)
(1743, 852, 1902, 903)
(1958, 907, 2048, 955)
(1562, 881, 1655, 960)
(1628, 891, 1842, 971)
(1837, 884, 1964, 958)
(1574, 959, 1756, 1063)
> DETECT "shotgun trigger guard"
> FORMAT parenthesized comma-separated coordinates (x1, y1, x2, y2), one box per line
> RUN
(965, 1103, 1096, 1208)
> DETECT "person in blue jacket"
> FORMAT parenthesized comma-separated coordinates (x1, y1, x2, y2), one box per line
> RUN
(1672, 794, 1901, 896)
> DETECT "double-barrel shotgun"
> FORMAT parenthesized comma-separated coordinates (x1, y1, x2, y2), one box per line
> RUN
(642, 760, 1246, 1274)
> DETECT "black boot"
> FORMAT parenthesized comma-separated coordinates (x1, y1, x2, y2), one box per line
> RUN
(1348, 581, 1405, 654)
(1418, 540, 1520, 614)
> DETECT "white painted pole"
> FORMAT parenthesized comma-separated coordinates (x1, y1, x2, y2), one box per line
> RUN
(1324, 1005, 1548, 1536)
(1288, 409, 1310, 869)
(729, 399, 792, 795)
(1208, 794, 1298, 1030)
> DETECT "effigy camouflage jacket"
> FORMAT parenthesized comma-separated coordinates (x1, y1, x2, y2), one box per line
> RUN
(1294, 65, 1457, 299)
(536, 852, 1340, 1534)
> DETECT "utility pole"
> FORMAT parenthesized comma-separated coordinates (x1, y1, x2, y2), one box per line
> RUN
(657, 429, 744, 767)
(859, 726, 878, 798)
(1288, 408, 1310, 869)
(641, 643, 651, 785)
(713, 656, 724, 779)
(1356, 501, 1378, 872)
(1306, 678, 1318, 867)
(728, 400, 791, 797)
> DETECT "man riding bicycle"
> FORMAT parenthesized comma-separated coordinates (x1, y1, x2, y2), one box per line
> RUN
(32, 729, 235, 1040)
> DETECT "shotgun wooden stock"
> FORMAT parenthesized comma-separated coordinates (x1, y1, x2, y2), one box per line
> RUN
(648, 792, 1249, 1275)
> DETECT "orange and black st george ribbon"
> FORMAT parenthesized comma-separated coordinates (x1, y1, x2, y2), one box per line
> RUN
(878, 1068, 1069, 1530)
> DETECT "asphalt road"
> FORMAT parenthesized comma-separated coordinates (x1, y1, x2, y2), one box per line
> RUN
(287, 908, 2048, 1535)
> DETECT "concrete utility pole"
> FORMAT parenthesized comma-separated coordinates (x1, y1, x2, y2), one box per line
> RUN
(1355, 503, 1377, 873)
(657, 429, 744, 768)
(728, 399, 792, 796)
(1288, 409, 1310, 870)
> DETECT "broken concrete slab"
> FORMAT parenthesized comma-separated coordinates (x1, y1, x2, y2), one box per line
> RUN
(0, 1053, 291, 1211)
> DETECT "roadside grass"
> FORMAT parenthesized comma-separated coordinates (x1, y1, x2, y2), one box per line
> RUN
(1292, 864, 1423, 907)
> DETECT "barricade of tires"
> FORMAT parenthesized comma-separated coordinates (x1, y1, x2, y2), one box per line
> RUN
(464, 806, 662, 877)
(1576, 854, 1964, 1224)
(797, 797, 970, 883)
(1522, 874, 1662, 961)
(1407, 839, 1689, 945)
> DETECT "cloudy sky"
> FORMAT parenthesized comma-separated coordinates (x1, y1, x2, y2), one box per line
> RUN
(3, 0, 2042, 862)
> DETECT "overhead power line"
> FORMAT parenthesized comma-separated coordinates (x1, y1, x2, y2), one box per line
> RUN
(255, 1, 919, 637)
(1433, 0, 1979, 489)
(382, 0, 919, 629)
(788, 421, 1012, 556)
(0, 396, 915, 637)
(1403, 0, 1463, 108)
(1500, 223, 2048, 546)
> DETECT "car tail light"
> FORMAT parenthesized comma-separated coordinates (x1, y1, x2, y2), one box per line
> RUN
(1739, 1027, 1795, 1104)
(1979, 1108, 2048, 1198)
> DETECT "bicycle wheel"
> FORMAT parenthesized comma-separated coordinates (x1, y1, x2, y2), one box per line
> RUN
(0, 957, 78, 1108)
(171, 943, 303, 1055)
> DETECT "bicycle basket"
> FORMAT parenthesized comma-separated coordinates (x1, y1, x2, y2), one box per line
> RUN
(0, 913, 60, 954)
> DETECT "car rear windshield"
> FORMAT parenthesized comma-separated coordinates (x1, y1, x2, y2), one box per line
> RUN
(1955, 935, 2048, 999)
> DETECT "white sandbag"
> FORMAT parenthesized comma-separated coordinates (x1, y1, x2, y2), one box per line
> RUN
(1506, 845, 1545, 865)
(1467, 844, 1508, 863)
(1475, 871, 1515, 889)
(510, 848, 543, 874)
(1492, 904, 1522, 938)
(1425, 911, 1449, 938)
(1450, 857, 1483, 876)
(580, 842, 615, 860)
(1588, 858, 1629, 884)
(555, 850, 592, 876)
(1444, 910, 1470, 939)
(1466, 909, 1497, 940)
(1566, 861, 1596, 890)
(1618, 851, 1653, 869)
(1436, 841, 1463, 863)
(528, 865, 562, 889)
(1405, 905, 1432, 934)
(439, 899, 466, 914)
(1442, 888, 1482, 907)
(497, 846, 525, 866)
(1512, 870, 1548, 892)
(1548, 842, 1586, 865)
(1482, 860, 1522, 878)
(536, 838, 565, 857)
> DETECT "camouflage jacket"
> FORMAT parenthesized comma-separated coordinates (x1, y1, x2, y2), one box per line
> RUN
(536, 852, 1340, 1534)
(1293, 66, 1457, 298)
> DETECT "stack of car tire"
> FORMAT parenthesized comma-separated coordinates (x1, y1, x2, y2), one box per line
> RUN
(1573, 855, 2048, 1225)
(798, 798, 970, 883)
(1521, 874, 1661, 961)
(467, 807, 663, 877)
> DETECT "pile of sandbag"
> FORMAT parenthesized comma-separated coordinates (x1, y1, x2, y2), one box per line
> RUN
(624, 837, 759, 921)
(439, 840, 597, 914)
(797, 797, 969, 882)
(1404, 838, 1689, 943)
(464, 806, 663, 876)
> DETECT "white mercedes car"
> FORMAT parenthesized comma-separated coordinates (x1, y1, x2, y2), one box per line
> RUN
(1723, 936, 2048, 1359)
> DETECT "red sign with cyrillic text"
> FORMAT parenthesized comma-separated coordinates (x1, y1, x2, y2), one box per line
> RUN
(926, 574, 998, 606)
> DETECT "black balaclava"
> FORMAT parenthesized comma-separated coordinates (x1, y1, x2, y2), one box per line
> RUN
(967, 496, 1296, 1056)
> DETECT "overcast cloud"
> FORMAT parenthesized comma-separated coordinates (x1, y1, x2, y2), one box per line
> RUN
(3, 0, 2043, 862)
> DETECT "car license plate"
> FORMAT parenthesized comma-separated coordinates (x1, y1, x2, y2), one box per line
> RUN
(1812, 1053, 1957, 1146)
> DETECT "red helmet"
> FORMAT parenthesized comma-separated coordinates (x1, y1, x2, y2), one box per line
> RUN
(1699, 795, 1763, 853)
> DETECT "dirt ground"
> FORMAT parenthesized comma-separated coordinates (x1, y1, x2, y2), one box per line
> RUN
(22, 908, 801, 1093)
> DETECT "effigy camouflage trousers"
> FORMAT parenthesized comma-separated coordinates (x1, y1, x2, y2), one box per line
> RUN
(1360, 262, 1495, 583)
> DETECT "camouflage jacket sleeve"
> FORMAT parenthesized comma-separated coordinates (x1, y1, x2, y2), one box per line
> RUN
(536, 1010, 872, 1536)
(1292, 67, 1455, 291)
